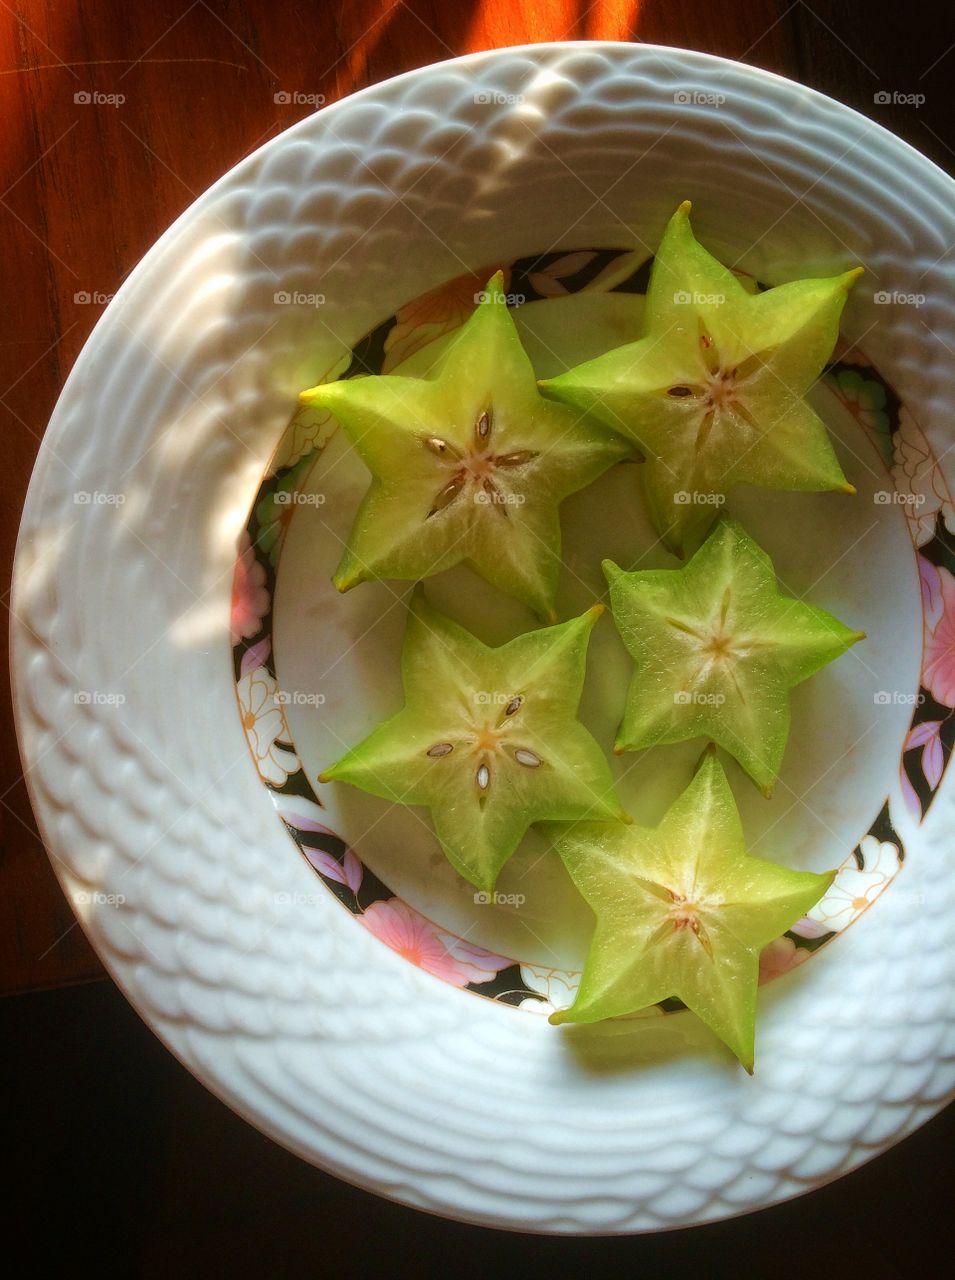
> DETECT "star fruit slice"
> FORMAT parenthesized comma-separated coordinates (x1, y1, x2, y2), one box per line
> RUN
(300, 272, 632, 620)
(319, 591, 628, 893)
(604, 518, 863, 794)
(540, 201, 862, 554)
(549, 752, 834, 1071)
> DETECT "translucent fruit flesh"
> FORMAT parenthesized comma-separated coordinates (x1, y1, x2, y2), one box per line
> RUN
(300, 272, 632, 619)
(549, 753, 835, 1071)
(540, 201, 861, 555)
(319, 592, 628, 893)
(604, 518, 863, 793)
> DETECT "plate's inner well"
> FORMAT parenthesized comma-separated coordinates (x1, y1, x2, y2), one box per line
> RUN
(232, 250, 949, 1011)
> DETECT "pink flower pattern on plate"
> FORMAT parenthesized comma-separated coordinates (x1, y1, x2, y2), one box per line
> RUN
(231, 529, 270, 644)
(922, 563, 955, 707)
(905, 719, 945, 789)
(360, 899, 510, 987)
(919, 555, 942, 624)
(758, 935, 811, 985)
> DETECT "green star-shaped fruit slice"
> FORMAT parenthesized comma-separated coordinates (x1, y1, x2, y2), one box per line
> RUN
(549, 753, 834, 1071)
(540, 201, 862, 554)
(300, 273, 632, 619)
(604, 518, 863, 793)
(319, 592, 627, 892)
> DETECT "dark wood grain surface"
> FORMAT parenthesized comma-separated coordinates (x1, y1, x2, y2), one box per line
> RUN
(2, 1, 953, 1266)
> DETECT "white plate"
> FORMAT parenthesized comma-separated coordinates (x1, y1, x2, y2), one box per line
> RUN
(12, 42, 955, 1233)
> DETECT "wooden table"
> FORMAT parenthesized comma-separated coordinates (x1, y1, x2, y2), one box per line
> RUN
(2, 0, 953, 994)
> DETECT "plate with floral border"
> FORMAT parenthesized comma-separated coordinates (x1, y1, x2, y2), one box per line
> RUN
(11, 42, 955, 1233)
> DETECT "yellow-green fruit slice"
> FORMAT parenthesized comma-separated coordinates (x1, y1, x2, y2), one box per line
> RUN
(319, 591, 628, 892)
(540, 201, 861, 554)
(549, 753, 834, 1071)
(300, 272, 632, 619)
(604, 518, 863, 793)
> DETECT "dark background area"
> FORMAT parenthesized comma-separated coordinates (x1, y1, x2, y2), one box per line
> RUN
(2, 0, 953, 1271)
